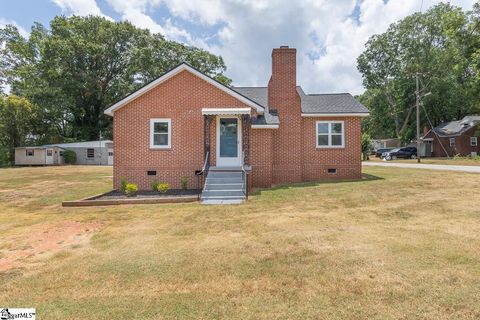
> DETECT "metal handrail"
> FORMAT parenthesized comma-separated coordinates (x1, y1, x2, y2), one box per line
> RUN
(241, 151, 248, 199)
(195, 151, 210, 200)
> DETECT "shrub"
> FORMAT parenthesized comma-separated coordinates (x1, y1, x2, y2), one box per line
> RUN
(120, 178, 127, 192)
(180, 176, 188, 190)
(151, 180, 160, 191)
(124, 183, 138, 196)
(63, 150, 77, 164)
(158, 182, 170, 193)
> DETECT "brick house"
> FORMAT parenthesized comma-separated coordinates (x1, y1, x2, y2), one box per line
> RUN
(423, 116, 480, 157)
(104, 46, 369, 203)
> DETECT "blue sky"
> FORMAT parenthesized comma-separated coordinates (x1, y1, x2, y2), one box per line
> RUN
(0, 0, 476, 94)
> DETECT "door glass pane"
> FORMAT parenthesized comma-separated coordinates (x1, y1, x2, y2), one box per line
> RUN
(220, 118, 238, 158)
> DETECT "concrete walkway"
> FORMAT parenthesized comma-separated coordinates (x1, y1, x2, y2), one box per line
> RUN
(363, 161, 480, 173)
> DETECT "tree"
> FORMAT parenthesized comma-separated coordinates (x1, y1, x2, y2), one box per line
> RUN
(361, 133, 372, 161)
(357, 3, 480, 142)
(0, 16, 231, 142)
(0, 95, 38, 164)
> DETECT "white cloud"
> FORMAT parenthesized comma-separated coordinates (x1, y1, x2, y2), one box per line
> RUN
(49, 0, 477, 94)
(51, 0, 113, 20)
(0, 18, 29, 38)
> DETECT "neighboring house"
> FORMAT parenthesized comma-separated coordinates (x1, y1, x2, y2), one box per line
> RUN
(45, 140, 114, 165)
(15, 140, 113, 166)
(371, 138, 401, 150)
(423, 116, 480, 157)
(104, 46, 369, 203)
(15, 146, 65, 166)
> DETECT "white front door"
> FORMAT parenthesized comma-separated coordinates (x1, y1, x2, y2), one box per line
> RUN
(45, 149, 54, 165)
(216, 116, 242, 167)
(108, 149, 113, 165)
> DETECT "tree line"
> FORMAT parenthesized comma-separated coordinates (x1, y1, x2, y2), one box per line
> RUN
(358, 2, 480, 143)
(0, 15, 230, 165)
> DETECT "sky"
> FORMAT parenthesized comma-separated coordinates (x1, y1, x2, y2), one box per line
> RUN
(0, 0, 477, 95)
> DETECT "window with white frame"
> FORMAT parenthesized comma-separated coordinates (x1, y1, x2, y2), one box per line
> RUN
(87, 148, 95, 158)
(471, 137, 477, 146)
(316, 121, 344, 148)
(150, 118, 171, 148)
(46, 149, 53, 156)
(449, 138, 455, 147)
(26, 149, 34, 157)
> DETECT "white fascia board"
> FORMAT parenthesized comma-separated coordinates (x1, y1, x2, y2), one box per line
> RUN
(301, 113, 370, 117)
(251, 124, 279, 129)
(104, 63, 264, 116)
(201, 108, 251, 115)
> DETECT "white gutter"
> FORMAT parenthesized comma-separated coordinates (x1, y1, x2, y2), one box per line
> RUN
(251, 124, 279, 129)
(201, 108, 251, 115)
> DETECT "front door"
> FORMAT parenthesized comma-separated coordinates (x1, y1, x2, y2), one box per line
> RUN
(216, 116, 242, 167)
(108, 149, 113, 165)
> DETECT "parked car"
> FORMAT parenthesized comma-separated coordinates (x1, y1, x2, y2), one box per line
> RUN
(375, 148, 393, 158)
(382, 147, 417, 160)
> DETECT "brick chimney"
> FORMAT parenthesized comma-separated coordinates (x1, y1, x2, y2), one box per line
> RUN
(268, 46, 297, 104)
(268, 46, 302, 184)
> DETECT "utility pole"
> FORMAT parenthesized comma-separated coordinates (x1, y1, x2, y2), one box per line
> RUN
(416, 73, 421, 163)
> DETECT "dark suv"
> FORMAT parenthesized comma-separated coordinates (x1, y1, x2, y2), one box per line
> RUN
(375, 148, 393, 158)
(382, 147, 417, 160)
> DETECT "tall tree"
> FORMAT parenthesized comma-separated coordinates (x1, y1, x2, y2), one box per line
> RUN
(357, 3, 479, 142)
(0, 16, 231, 141)
(0, 95, 38, 164)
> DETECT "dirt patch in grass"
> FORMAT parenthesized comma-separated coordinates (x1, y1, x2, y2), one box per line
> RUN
(0, 221, 101, 272)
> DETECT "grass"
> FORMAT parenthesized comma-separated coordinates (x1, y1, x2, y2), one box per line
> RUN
(1, 165, 479, 319)
(367, 156, 480, 166)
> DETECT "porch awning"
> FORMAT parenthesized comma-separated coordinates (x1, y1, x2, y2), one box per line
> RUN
(201, 108, 251, 115)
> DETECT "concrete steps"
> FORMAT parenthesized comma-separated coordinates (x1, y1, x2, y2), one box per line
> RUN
(201, 169, 245, 204)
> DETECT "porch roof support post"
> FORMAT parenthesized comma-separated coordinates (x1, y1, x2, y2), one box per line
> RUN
(204, 115, 212, 160)
(241, 114, 251, 165)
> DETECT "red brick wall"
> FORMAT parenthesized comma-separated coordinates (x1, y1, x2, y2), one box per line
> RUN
(250, 129, 274, 188)
(113, 70, 253, 190)
(425, 126, 480, 157)
(302, 117, 362, 180)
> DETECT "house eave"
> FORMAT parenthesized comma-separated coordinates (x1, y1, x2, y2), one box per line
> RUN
(301, 113, 370, 117)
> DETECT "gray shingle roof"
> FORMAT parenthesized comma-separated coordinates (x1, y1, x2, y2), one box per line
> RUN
(233, 86, 369, 120)
(233, 87, 268, 107)
(296, 87, 369, 114)
(433, 116, 480, 137)
(233, 87, 279, 125)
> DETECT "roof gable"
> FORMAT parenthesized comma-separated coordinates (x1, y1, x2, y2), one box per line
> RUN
(104, 63, 265, 116)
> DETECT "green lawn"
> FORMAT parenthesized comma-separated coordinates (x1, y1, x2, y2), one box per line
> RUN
(1, 165, 479, 319)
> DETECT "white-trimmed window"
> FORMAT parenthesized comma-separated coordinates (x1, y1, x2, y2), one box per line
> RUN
(449, 138, 455, 147)
(316, 121, 345, 148)
(26, 149, 34, 157)
(150, 118, 171, 149)
(46, 149, 53, 156)
(471, 137, 477, 146)
(87, 148, 95, 158)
